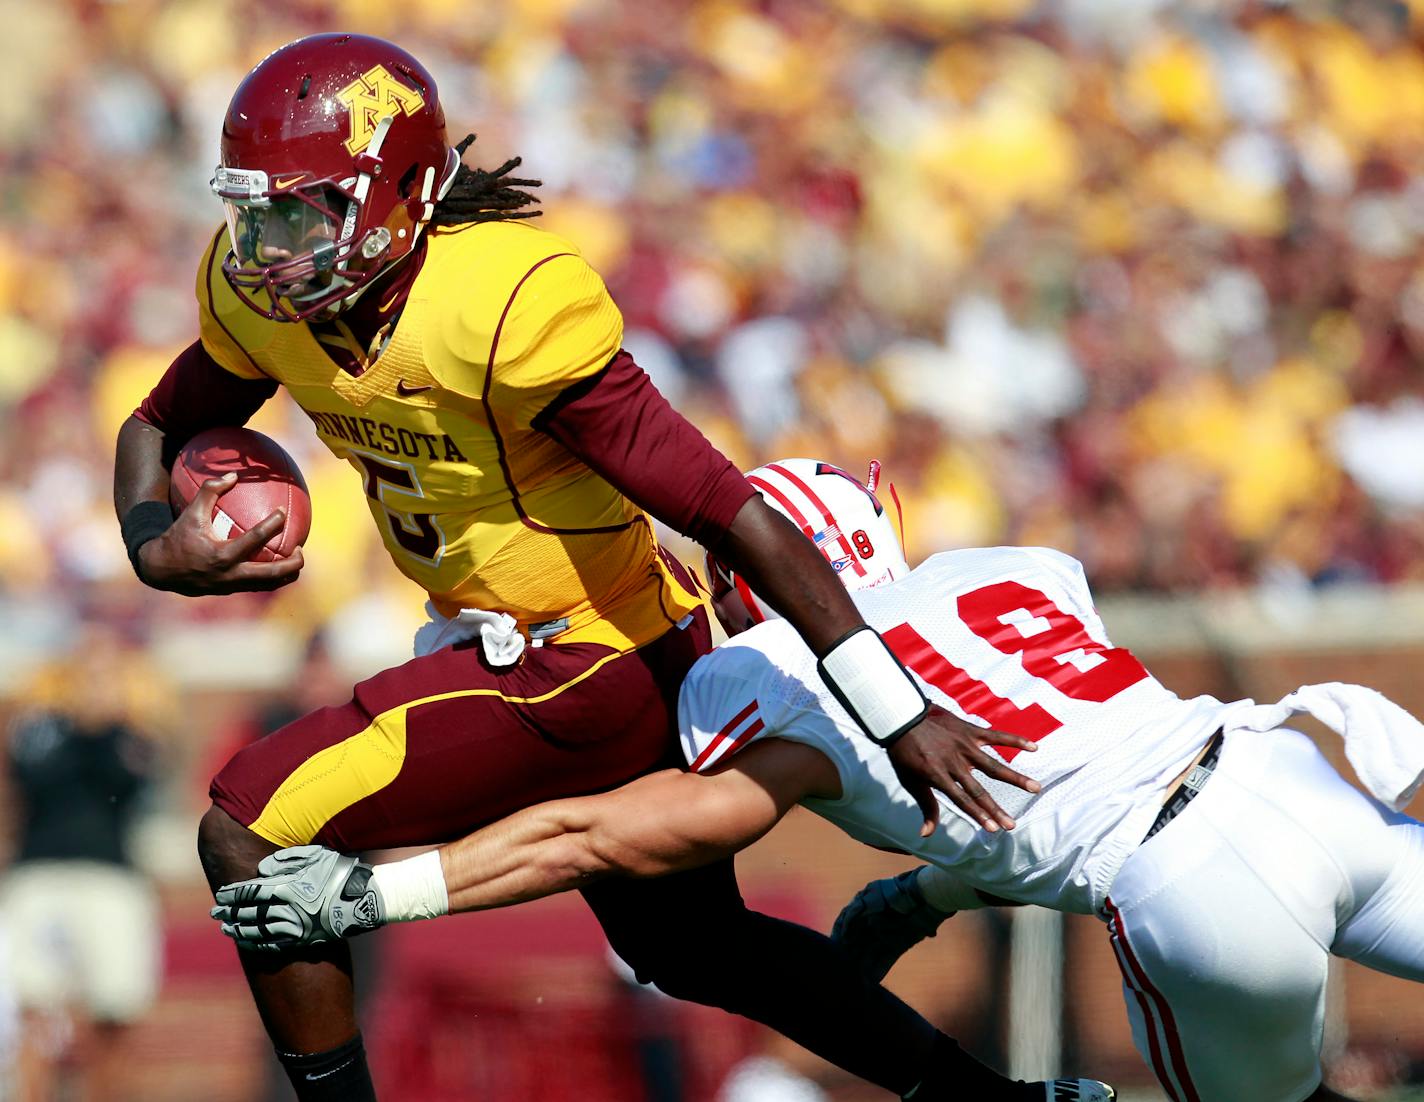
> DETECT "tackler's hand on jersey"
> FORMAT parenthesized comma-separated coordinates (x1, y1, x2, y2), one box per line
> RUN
(212, 845, 385, 952)
(889, 706, 1042, 836)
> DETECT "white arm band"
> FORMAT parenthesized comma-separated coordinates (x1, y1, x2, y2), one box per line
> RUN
(817, 626, 929, 747)
(370, 851, 450, 924)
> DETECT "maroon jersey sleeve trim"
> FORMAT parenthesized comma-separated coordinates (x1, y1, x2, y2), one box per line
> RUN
(133, 340, 279, 467)
(533, 350, 756, 546)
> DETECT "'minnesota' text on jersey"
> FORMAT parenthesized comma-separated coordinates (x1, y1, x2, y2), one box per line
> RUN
(196, 220, 703, 651)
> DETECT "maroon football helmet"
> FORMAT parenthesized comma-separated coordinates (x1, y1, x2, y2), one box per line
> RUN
(212, 33, 459, 321)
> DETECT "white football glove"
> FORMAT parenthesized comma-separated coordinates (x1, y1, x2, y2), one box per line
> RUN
(211, 844, 386, 953)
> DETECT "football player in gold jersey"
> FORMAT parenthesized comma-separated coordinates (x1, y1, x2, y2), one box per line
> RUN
(113, 34, 1040, 1102)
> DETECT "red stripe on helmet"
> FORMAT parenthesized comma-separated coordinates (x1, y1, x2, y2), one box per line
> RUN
(734, 574, 767, 625)
(764, 462, 867, 578)
(748, 474, 814, 538)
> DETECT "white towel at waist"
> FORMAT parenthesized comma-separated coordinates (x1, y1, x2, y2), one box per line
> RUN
(412, 602, 526, 666)
(1228, 682, 1424, 811)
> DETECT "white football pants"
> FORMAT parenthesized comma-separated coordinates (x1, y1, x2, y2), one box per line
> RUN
(1104, 725, 1424, 1102)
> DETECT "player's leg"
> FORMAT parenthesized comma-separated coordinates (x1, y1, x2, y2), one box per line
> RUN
(1234, 725, 1424, 1102)
(583, 858, 1056, 1102)
(1105, 879, 1330, 1102)
(1105, 727, 1378, 1102)
(1327, 753, 1424, 982)
(209, 618, 705, 854)
(0, 864, 75, 1102)
(200, 615, 709, 1099)
(1226, 722, 1424, 1102)
(198, 805, 371, 1100)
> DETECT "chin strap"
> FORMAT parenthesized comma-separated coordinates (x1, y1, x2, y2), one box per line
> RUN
(322, 133, 459, 317)
(349, 115, 394, 220)
(327, 113, 397, 296)
(415, 146, 460, 226)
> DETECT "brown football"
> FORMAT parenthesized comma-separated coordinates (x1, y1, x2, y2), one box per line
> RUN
(169, 427, 311, 562)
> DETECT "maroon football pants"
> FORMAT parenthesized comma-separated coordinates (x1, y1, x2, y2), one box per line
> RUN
(209, 606, 952, 1095)
(211, 609, 710, 851)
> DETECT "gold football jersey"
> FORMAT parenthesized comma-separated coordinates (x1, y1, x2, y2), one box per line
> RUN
(196, 221, 703, 652)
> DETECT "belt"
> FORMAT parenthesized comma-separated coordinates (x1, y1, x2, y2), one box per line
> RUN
(1141, 729, 1224, 845)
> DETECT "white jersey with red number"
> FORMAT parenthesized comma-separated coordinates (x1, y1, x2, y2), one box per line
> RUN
(678, 546, 1248, 915)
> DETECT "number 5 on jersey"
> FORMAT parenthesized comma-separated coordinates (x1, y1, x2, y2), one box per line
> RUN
(352, 451, 445, 564)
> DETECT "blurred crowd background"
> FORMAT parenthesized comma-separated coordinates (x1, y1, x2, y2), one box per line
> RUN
(6, 0, 1424, 645)
(2, 0, 1424, 1098)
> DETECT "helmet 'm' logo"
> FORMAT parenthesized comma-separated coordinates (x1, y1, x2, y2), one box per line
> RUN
(336, 64, 425, 155)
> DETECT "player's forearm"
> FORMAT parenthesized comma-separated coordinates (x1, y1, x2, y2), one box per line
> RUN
(216, 761, 799, 944)
(432, 798, 616, 914)
(114, 415, 172, 518)
(427, 774, 755, 915)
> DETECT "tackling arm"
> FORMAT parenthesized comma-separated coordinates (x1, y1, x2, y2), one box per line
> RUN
(213, 740, 840, 951)
(440, 737, 836, 912)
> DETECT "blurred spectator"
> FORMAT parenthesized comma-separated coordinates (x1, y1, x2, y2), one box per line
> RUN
(1332, 396, 1424, 510)
(0, 626, 162, 1102)
(2, 1, 1423, 1097)
(3, 0, 1423, 645)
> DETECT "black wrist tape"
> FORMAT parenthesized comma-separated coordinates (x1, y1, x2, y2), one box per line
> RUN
(120, 500, 174, 581)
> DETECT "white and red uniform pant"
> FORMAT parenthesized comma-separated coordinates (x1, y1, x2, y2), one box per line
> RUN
(1104, 726, 1424, 1102)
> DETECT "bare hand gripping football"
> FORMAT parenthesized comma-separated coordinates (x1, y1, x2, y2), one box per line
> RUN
(168, 427, 311, 561)
(134, 426, 309, 596)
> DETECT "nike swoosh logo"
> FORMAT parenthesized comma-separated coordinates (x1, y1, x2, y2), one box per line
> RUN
(305, 1057, 357, 1081)
(396, 380, 434, 396)
(273, 174, 305, 190)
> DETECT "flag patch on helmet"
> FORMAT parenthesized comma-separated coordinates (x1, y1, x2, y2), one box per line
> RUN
(813, 523, 855, 572)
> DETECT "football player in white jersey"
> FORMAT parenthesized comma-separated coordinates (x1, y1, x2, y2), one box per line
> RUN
(213, 458, 1424, 1102)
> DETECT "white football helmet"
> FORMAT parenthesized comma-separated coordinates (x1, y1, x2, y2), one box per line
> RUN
(706, 458, 909, 626)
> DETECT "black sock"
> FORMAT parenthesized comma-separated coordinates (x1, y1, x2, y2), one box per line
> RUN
(902, 1032, 1040, 1101)
(277, 1032, 377, 1102)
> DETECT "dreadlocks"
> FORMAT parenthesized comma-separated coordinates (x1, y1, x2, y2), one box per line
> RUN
(429, 133, 542, 226)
